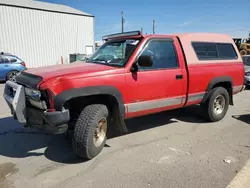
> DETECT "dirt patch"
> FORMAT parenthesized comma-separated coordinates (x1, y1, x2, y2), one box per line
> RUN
(0, 162, 19, 188)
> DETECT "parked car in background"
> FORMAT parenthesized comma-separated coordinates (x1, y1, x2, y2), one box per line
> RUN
(0, 53, 26, 82)
(243, 55, 250, 87)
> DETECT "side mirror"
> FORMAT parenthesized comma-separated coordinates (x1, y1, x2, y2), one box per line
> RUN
(137, 55, 153, 67)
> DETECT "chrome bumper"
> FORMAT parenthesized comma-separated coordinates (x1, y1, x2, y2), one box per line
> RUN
(3, 81, 27, 125)
(3, 81, 70, 134)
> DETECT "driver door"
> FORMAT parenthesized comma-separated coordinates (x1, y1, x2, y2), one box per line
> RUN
(125, 38, 186, 118)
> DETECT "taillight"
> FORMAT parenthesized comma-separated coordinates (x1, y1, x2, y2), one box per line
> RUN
(20, 62, 26, 67)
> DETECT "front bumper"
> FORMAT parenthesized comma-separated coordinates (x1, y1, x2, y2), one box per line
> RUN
(3, 81, 69, 134)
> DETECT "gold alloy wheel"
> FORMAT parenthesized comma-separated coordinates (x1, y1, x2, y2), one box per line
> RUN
(93, 117, 107, 147)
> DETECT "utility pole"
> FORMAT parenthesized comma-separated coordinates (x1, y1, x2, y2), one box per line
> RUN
(153, 20, 155, 34)
(121, 11, 125, 33)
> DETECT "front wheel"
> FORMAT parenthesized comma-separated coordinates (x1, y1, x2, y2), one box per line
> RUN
(200, 87, 230, 122)
(72, 104, 109, 159)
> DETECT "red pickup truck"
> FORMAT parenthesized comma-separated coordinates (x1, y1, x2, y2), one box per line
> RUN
(4, 31, 245, 159)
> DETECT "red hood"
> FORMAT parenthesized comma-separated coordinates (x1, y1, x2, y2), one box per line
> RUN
(25, 62, 119, 81)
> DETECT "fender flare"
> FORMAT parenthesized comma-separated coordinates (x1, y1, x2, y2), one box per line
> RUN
(205, 76, 233, 91)
(202, 76, 233, 104)
(54, 86, 126, 118)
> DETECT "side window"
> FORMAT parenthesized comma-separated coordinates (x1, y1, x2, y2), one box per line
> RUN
(4, 58, 10, 63)
(192, 42, 238, 60)
(192, 42, 218, 60)
(9, 58, 17, 63)
(217, 43, 237, 59)
(0, 56, 10, 64)
(0, 56, 3, 64)
(138, 40, 178, 70)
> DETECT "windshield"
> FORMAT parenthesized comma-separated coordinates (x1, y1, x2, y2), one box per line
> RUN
(243, 56, 250, 66)
(87, 39, 141, 67)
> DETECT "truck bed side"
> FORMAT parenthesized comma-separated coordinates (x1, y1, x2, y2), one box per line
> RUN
(176, 34, 244, 107)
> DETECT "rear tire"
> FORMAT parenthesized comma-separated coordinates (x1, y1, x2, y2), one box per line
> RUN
(72, 104, 109, 159)
(6, 70, 19, 82)
(200, 87, 230, 122)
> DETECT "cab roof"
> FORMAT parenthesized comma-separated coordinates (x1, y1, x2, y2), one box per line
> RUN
(102, 31, 242, 64)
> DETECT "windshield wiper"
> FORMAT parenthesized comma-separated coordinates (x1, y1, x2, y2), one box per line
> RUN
(92, 58, 108, 63)
(88, 59, 123, 67)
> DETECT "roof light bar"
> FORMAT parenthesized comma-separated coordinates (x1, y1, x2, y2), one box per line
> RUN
(102, 30, 142, 40)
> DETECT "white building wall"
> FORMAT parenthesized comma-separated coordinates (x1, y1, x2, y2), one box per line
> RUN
(0, 5, 94, 68)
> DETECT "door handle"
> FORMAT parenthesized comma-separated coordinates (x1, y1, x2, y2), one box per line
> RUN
(176, 74, 183, 80)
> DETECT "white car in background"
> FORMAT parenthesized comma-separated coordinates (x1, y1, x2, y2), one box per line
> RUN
(243, 55, 250, 87)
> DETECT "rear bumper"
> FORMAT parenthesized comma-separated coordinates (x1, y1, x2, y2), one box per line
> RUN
(3, 81, 69, 134)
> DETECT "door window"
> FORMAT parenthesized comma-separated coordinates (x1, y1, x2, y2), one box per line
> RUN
(138, 40, 179, 70)
(9, 58, 17, 63)
(0, 56, 10, 64)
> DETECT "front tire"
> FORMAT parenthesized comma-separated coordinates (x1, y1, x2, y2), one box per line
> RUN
(200, 87, 230, 122)
(72, 104, 109, 159)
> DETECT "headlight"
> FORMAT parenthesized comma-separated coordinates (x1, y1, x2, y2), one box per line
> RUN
(245, 72, 250, 76)
(25, 88, 41, 101)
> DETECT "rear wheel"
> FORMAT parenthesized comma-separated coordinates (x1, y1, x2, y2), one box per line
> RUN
(6, 70, 19, 82)
(200, 87, 230, 122)
(72, 104, 109, 159)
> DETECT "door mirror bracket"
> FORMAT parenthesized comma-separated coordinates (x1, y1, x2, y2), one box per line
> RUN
(130, 55, 153, 72)
(138, 55, 153, 67)
(130, 63, 138, 72)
